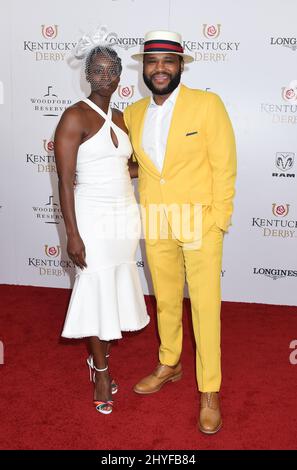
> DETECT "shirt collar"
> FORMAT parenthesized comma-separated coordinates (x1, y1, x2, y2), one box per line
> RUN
(149, 83, 181, 108)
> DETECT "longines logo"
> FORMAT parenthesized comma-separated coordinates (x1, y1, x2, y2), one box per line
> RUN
(30, 85, 71, 117)
(272, 152, 295, 178)
(26, 139, 56, 173)
(32, 196, 63, 225)
(184, 24, 240, 63)
(252, 204, 297, 238)
(75, 26, 143, 51)
(28, 244, 74, 277)
(270, 37, 297, 51)
(261, 80, 297, 125)
(24, 25, 76, 61)
(107, 32, 144, 50)
(253, 267, 297, 280)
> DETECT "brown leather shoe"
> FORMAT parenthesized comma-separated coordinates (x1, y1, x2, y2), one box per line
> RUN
(133, 363, 182, 394)
(198, 392, 222, 434)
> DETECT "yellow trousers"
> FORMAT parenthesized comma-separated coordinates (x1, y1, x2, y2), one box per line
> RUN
(145, 222, 223, 392)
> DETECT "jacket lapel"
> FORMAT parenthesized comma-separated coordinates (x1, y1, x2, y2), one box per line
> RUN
(161, 84, 188, 176)
(134, 84, 189, 177)
(133, 98, 161, 176)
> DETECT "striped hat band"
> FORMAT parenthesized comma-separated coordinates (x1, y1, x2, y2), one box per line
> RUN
(143, 39, 184, 54)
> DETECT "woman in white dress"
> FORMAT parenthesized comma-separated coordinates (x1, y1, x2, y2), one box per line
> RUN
(54, 44, 149, 414)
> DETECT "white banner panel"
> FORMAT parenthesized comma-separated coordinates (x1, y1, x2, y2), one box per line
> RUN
(0, 0, 296, 305)
(0, 2, 16, 285)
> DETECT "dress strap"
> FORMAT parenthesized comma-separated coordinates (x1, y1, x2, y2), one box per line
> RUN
(83, 98, 114, 126)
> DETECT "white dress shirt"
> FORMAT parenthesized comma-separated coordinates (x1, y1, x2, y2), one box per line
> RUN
(142, 84, 181, 173)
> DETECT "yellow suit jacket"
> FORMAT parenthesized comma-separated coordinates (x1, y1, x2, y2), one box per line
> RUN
(124, 84, 236, 243)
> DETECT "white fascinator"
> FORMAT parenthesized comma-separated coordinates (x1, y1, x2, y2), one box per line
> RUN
(74, 25, 117, 60)
(72, 26, 122, 89)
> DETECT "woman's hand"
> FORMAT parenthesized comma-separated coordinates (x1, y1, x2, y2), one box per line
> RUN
(128, 157, 138, 178)
(67, 234, 87, 269)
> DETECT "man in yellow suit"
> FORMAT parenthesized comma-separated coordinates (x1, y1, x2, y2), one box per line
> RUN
(124, 30, 236, 434)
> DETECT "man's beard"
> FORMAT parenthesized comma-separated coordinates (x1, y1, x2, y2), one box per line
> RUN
(143, 68, 182, 95)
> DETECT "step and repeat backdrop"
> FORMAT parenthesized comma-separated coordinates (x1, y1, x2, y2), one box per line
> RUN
(0, 0, 296, 305)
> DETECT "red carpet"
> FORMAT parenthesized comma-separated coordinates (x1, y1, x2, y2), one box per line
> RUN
(0, 285, 297, 450)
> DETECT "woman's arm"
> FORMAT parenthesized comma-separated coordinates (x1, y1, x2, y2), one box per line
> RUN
(128, 156, 138, 178)
(54, 107, 87, 269)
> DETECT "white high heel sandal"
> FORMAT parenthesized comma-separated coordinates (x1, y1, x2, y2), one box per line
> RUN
(92, 365, 113, 415)
(87, 354, 118, 394)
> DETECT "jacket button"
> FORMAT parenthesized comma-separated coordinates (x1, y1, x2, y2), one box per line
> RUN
(160, 178, 165, 184)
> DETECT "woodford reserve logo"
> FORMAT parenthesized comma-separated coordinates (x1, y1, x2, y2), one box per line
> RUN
(251, 204, 297, 238)
(28, 244, 74, 277)
(30, 85, 72, 117)
(26, 139, 56, 174)
(32, 196, 63, 225)
(183, 24, 240, 62)
(23, 25, 76, 61)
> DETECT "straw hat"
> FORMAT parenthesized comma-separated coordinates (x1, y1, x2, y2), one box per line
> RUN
(131, 30, 194, 63)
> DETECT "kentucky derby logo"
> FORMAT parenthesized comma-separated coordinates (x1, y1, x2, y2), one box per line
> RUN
(252, 204, 296, 238)
(118, 85, 134, 99)
(44, 245, 61, 258)
(184, 23, 239, 63)
(41, 25, 58, 39)
(261, 82, 297, 124)
(29, 245, 74, 277)
(282, 80, 297, 101)
(24, 25, 74, 61)
(275, 152, 294, 171)
(43, 140, 54, 153)
(203, 24, 221, 39)
(272, 204, 290, 217)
